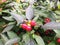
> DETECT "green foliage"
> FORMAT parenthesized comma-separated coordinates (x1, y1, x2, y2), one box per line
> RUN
(0, 0, 60, 45)
(33, 34, 45, 45)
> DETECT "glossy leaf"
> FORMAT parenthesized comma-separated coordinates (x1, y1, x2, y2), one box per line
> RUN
(6, 2, 20, 7)
(0, 39, 4, 45)
(54, 30, 60, 38)
(2, 25, 14, 33)
(5, 37, 20, 45)
(29, 0, 37, 5)
(33, 34, 45, 45)
(23, 34, 36, 45)
(23, 0, 37, 4)
(3, 16, 14, 21)
(55, 10, 60, 15)
(42, 22, 60, 30)
(10, 12, 24, 25)
(34, 9, 48, 17)
(26, 5, 34, 20)
(1, 34, 9, 42)
(49, 2, 54, 8)
(8, 22, 15, 25)
(7, 31, 18, 39)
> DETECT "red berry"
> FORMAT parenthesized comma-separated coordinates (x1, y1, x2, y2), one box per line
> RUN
(26, 26, 32, 32)
(45, 30, 50, 34)
(57, 38, 60, 43)
(30, 20, 36, 27)
(44, 18, 51, 24)
(45, 30, 52, 35)
(21, 24, 27, 30)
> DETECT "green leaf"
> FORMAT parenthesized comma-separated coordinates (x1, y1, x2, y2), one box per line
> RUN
(1, 34, 9, 42)
(48, 41, 55, 45)
(3, 16, 14, 21)
(2, 25, 14, 33)
(48, 11, 56, 21)
(5, 37, 20, 45)
(10, 12, 24, 25)
(0, 39, 4, 45)
(55, 10, 60, 15)
(8, 22, 16, 25)
(26, 5, 34, 20)
(19, 42, 24, 45)
(34, 9, 48, 17)
(54, 30, 60, 38)
(7, 31, 18, 39)
(54, 15, 60, 19)
(33, 34, 45, 45)
(33, 15, 39, 21)
(23, 34, 36, 45)
(42, 22, 60, 30)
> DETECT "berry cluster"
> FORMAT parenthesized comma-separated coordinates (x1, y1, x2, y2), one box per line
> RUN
(44, 18, 51, 24)
(57, 38, 60, 43)
(44, 18, 52, 35)
(21, 20, 36, 32)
